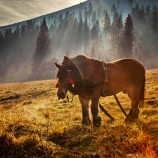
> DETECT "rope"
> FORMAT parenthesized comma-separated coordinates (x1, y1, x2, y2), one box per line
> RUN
(114, 94, 128, 118)
(67, 94, 74, 103)
(99, 103, 115, 121)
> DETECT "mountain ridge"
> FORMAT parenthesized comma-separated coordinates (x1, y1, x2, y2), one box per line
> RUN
(0, 1, 87, 30)
(1, 0, 158, 31)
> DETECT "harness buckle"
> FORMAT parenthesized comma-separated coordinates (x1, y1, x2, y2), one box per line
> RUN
(102, 62, 108, 82)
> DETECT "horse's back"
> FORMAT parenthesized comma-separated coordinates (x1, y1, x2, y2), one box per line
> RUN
(112, 58, 144, 71)
(103, 58, 145, 95)
(110, 58, 145, 79)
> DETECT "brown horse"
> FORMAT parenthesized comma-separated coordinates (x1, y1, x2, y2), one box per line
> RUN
(55, 55, 145, 127)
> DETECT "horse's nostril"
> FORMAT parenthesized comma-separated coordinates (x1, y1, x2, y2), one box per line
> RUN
(57, 92, 65, 99)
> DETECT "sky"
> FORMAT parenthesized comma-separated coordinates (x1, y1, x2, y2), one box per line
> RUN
(0, 0, 86, 26)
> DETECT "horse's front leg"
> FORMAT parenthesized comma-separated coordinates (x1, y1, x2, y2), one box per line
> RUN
(91, 91, 101, 127)
(79, 96, 91, 125)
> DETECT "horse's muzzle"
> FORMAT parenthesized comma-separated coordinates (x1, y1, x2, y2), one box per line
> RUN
(57, 91, 65, 99)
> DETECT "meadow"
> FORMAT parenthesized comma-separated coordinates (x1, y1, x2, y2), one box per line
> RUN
(0, 69, 158, 158)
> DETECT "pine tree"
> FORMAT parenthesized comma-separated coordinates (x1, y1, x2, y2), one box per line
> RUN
(0, 31, 4, 78)
(58, 14, 64, 31)
(72, 18, 79, 53)
(84, 7, 88, 21)
(103, 10, 111, 37)
(122, 14, 134, 57)
(111, 12, 123, 54)
(88, 2, 93, 16)
(26, 20, 36, 33)
(111, 4, 117, 17)
(90, 20, 100, 57)
(92, 11, 97, 26)
(83, 17, 90, 54)
(150, 5, 158, 52)
(145, 4, 151, 45)
(91, 20, 100, 44)
(32, 18, 51, 80)
(146, 5, 151, 22)
(64, 12, 74, 56)
(151, 6, 158, 33)
(4, 28, 12, 44)
(78, 11, 83, 53)
(139, 5, 146, 24)
(21, 24, 27, 38)
(131, 3, 140, 24)
(111, 12, 119, 53)
(116, 15, 123, 54)
(13, 25, 20, 40)
(50, 20, 57, 36)
(0, 31, 4, 53)
(128, 0, 133, 12)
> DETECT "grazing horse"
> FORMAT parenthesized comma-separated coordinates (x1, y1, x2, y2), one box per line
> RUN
(55, 55, 145, 127)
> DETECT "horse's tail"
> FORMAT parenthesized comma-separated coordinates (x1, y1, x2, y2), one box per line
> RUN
(139, 77, 145, 108)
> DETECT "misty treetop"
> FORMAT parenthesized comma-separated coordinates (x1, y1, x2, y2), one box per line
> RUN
(0, 1, 158, 82)
(31, 18, 52, 81)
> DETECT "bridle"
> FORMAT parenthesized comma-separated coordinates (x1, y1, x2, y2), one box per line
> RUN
(55, 57, 108, 102)
(56, 57, 108, 89)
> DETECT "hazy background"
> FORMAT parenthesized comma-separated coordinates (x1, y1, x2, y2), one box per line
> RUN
(0, 0, 158, 83)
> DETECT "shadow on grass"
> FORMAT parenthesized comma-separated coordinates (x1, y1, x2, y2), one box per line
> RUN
(0, 133, 51, 158)
(49, 120, 158, 157)
(137, 120, 158, 137)
(48, 125, 99, 157)
(49, 125, 94, 149)
(142, 109, 158, 116)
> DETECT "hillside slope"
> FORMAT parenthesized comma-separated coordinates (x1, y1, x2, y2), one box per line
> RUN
(0, 69, 158, 157)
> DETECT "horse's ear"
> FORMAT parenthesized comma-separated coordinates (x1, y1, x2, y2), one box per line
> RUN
(63, 56, 71, 65)
(64, 56, 70, 62)
(55, 63, 61, 69)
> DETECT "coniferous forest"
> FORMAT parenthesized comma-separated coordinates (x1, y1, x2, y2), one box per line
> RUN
(0, 0, 158, 83)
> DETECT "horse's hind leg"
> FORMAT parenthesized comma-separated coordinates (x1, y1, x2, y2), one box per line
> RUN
(126, 87, 140, 123)
(79, 96, 91, 125)
(91, 91, 101, 127)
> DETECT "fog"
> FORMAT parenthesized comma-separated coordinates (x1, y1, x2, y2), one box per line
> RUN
(0, 0, 158, 83)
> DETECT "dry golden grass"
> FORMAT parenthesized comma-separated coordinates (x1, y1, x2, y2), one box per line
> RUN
(0, 69, 158, 158)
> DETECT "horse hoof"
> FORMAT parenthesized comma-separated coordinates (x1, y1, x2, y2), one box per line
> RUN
(125, 117, 138, 124)
(82, 118, 91, 125)
(93, 116, 101, 127)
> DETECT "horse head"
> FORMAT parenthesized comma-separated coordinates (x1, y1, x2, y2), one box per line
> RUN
(55, 56, 74, 99)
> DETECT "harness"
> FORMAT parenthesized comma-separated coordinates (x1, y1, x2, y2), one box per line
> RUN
(71, 58, 85, 83)
(68, 57, 128, 120)
(102, 61, 108, 83)
(71, 58, 108, 89)
(65, 58, 114, 120)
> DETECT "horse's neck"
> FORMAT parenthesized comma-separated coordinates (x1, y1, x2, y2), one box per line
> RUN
(71, 57, 86, 84)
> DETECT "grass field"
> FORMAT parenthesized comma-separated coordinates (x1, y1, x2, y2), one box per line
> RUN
(0, 69, 158, 158)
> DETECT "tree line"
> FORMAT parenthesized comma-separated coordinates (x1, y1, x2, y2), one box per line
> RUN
(0, 2, 158, 82)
